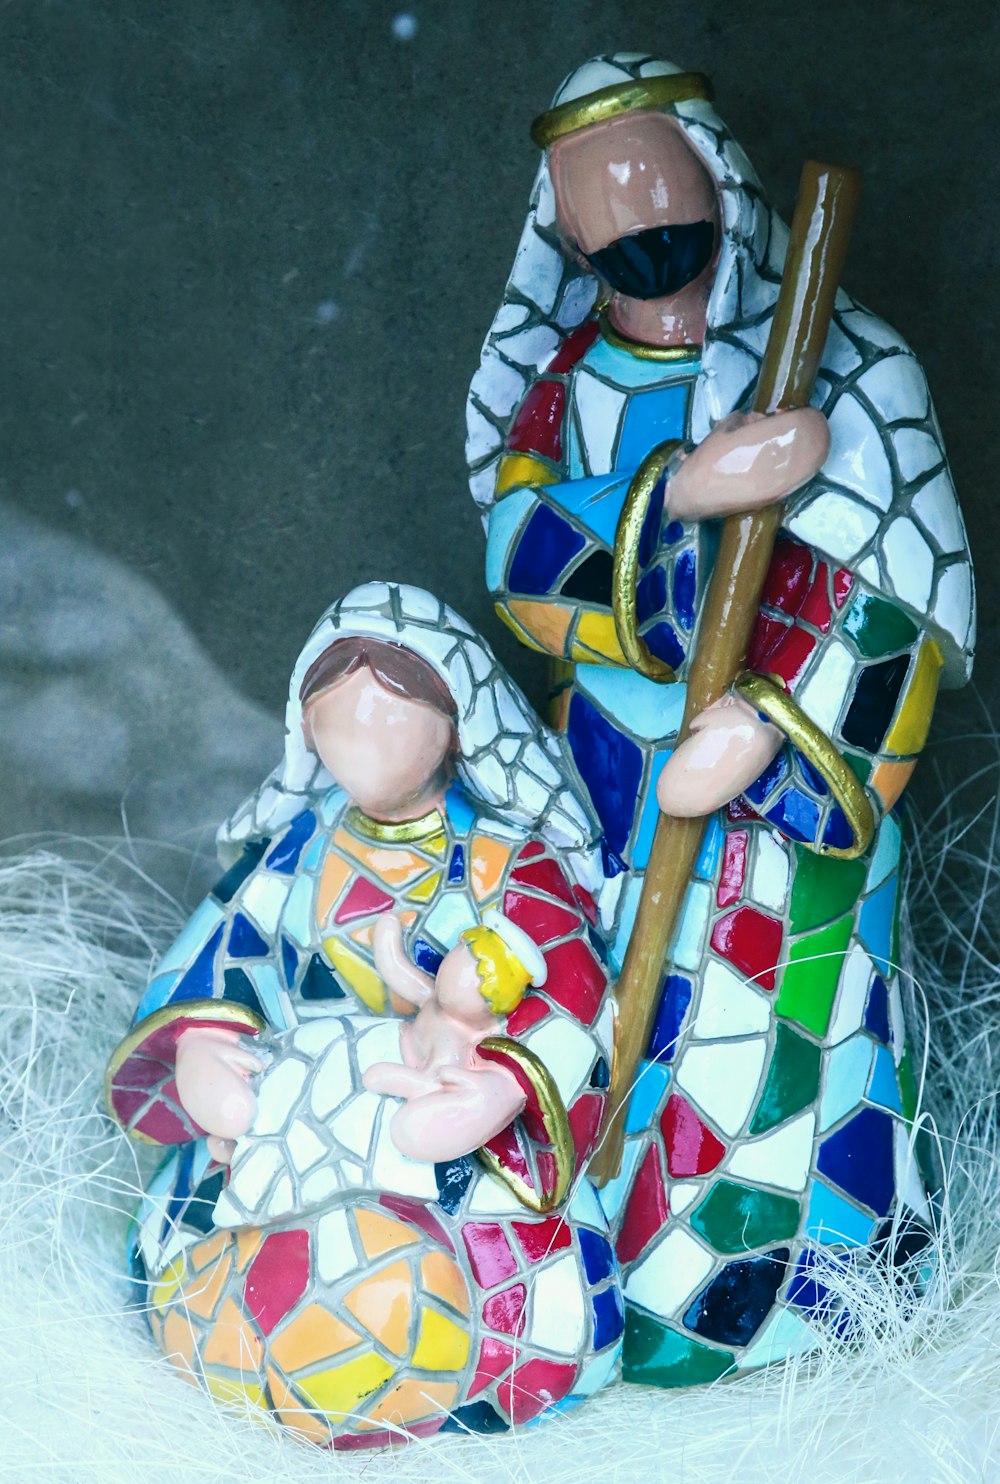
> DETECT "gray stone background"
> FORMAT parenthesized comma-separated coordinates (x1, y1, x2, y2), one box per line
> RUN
(1, 0, 997, 898)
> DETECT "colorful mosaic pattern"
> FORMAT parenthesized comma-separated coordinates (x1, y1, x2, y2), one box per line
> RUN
(111, 775, 621, 1439)
(467, 52, 976, 1387)
(139, 1184, 622, 1446)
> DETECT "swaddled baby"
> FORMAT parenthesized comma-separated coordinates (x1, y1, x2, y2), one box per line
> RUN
(362, 908, 547, 1161)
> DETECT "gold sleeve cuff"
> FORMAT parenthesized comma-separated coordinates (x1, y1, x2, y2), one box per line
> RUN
(476, 1034, 575, 1214)
(734, 671, 876, 861)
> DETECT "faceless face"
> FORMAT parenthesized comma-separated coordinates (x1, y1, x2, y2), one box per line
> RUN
(549, 110, 719, 301)
(304, 665, 455, 819)
(435, 940, 494, 1026)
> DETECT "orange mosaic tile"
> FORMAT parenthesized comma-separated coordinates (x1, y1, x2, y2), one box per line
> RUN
(161, 1308, 198, 1374)
(356, 1208, 419, 1260)
(333, 830, 428, 888)
(420, 1251, 470, 1317)
(361, 1377, 459, 1430)
(470, 835, 512, 902)
(182, 1249, 232, 1320)
(269, 1302, 360, 1372)
(266, 1365, 333, 1445)
(202, 1296, 264, 1372)
(870, 757, 917, 811)
(343, 1259, 413, 1358)
(317, 852, 352, 926)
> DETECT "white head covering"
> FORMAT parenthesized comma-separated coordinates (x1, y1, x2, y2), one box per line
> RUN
(466, 53, 974, 684)
(218, 582, 602, 883)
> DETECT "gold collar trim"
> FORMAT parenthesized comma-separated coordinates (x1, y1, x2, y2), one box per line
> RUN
(346, 805, 446, 844)
(599, 310, 702, 363)
(531, 72, 714, 151)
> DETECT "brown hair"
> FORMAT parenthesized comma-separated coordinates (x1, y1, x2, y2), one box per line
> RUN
(299, 637, 459, 720)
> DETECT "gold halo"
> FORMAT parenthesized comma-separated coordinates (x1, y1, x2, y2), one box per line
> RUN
(531, 72, 714, 150)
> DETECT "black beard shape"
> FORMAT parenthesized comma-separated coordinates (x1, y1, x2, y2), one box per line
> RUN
(583, 221, 716, 301)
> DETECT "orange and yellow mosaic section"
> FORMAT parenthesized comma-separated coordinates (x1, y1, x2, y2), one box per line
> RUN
(869, 639, 942, 811)
(496, 597, 628, 667)
(147, 1205, 473, 1445)
(495, 452, 558, 498)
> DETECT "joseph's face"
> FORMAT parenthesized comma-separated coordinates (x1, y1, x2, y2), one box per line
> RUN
(549, 110, 719, 281)
(304, 666, 454, 818)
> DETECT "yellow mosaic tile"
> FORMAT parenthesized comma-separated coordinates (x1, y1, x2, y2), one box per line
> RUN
(885, 638, 943, 756)
(295, 1352, 396, 1423)
(405, 870, 441, 904)
(343, 1259, 413, 1358)
(495, 452, 557, 496)
(571, 610, 627, 665)
(410, 1307, 470, 1372)
(321, 937, 386, 1012)
(205, 1374, 266, 1410)
(267, 1365, 334, 1445)
(152, 1254, 187, 1313)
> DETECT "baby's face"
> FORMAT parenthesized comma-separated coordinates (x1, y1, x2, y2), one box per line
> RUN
(435, 941, 492, 1023)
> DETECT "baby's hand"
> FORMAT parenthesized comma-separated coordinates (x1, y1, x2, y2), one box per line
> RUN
(175, 1027, 265, 1162)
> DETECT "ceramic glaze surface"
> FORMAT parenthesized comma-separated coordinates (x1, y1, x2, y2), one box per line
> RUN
(107, 584, 623, 1443)
(467, 52, 975, 1387)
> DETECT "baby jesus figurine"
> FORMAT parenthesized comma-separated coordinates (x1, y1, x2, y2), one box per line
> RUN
(362, 909, 548, 1163)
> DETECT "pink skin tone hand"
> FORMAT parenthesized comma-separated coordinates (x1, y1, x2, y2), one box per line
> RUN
(174, 1028, 264, 1165)
(655, 408, 829, 814)
(364, 915, 526, 1161)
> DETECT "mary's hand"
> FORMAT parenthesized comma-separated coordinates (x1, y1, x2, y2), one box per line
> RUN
(656, 692, 783, 817)
(175, 1026, 265, 1164)
(667, 407, 829, 522)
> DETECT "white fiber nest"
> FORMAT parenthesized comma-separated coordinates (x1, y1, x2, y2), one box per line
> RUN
(2, 738, 999, 1483)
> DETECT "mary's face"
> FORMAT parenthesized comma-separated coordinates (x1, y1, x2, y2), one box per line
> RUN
(304, 665, 455, 819)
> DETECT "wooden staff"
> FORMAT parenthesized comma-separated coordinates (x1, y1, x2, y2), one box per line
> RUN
(589, 161, 861, 1186)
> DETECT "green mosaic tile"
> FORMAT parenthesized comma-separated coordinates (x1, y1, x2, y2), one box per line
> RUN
(845, 751, 873, 786)
(898, 1047, 918, 1122)
(623, 1307, 735, 1386)
(789, 847, 866, 933)
(750, 1023, 822, 1134)
(842, 590, 918, 659)
(689, 1180, 801, 1254)
(774, 913, 854, 1038)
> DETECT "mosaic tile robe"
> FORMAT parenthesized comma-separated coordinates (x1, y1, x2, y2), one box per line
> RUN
(482, 307, 975, 1385)
(107, 783, 624, 1442)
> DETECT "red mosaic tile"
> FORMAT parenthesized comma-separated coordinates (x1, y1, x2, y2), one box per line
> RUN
(661, 1094, 726, 1177)
(502, 889, 580, 945)
(379, 1194, 454, 1253)
(500, 1357, 577, 1423)
(547, 320, 600, 374)
(461, 1222, 518, 1288)
(761, 539, 812, 615)
(506, 379, 565, 462)
(509, 853, 576, 907)
(467, 1336, 516, 1398)
(766, 625, 816, 686)
(536, 1151, 557, 1198)
(481, 1283, 527, 1336)
(717, 829, 748, 909)
(798, 561, 832, 633)
(134, 1101, 197, 1145)
(833, 567, 854, 608)
(747, 613, 788, 671)
(482, 1124, 533, 1184)
(727, 795, 761, 824)
(711, 905, 783, 991)
(615, 1143, 669, 1265)
(571, 884, 598, 924)
(568, 1091, 605, 1170)
(243, 1229, 310, 1336)
(334, 877, 395, 924)
(503, 994, 551, 1036)
(540, 938, 606, 1024)
(511, 1216, 573, 1264)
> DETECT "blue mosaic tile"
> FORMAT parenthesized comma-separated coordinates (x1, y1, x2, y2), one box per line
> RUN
(644, 620, 685, 670)
(568, 693, 643, 855)
(683, 1249, 789, 1347)
(646, 974, 692, 1063)
(435, 1156, 474, 1215)
(413, 938, 444, 975)
(592, 1285, 625, 1349)
(766, 787, 821, 844)
(280, 935, 299, 991)
(672, 546, 697, 630)
(859, 877, 896, 975)
(444, 783, 477, 835)
(817, 1106, 895, 1216)
(508, 504, 585, 595)
(579, 1226, 615, 1285)
(617, 382, 690, 470)
(265, 810, 316, 875)
(805, 1180, 876, 1247)
(822, 806, 853, 851)
(211, 839, 268, 905)
(172, 924, 224, 1002)
(745, 748, 790, 806)
(228, 912, 269, 959)
(864, 975, 891, 1043)
(625, 1058, 671, 1134)
(636, 564, 667, 623)
(447, 844, 465, 884)
(299, 954, 345, 1001)
(222, 968, 265, 1018)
